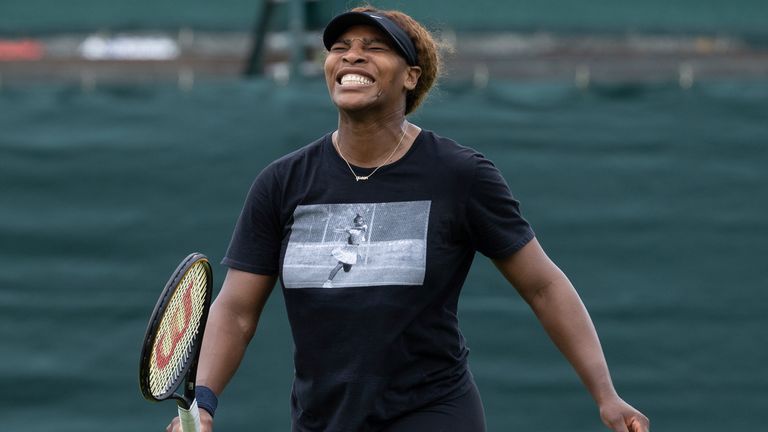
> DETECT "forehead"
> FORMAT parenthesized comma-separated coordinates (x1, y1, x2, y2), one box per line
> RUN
(335, 24, 389, 42)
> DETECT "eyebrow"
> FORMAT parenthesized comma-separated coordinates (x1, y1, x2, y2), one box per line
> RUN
(334, 37, 389, 46)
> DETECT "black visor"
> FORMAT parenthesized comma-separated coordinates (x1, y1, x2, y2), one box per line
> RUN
(322, 11, 419, 66)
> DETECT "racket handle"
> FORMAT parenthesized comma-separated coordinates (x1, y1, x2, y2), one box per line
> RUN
(178, 399, 201, 432)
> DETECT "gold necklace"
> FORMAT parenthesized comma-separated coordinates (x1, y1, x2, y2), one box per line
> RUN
(335, 123, 407, 181)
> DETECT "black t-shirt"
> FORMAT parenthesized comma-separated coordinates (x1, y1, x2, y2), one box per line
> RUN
(223, 129, 534, 431)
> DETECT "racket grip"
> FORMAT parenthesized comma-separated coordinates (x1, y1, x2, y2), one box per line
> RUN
(178, 399, 201, 432)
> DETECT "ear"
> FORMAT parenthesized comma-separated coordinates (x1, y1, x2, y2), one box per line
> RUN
(404, 66, 422, 91)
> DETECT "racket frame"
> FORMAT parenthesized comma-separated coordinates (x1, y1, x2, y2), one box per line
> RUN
(139, 252, 213, 409)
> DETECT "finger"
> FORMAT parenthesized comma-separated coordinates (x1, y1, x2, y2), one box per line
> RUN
(629, 416, 650, 432)
(166, 417, 179, 432)
(611, 416, 630, 432)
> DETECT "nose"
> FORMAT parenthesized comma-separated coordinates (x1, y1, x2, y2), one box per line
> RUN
(342, 39, 367, 64)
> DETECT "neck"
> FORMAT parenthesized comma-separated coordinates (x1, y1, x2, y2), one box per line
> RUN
(334, 113, 410, 168)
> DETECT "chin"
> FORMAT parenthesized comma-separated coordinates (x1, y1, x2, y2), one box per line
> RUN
(332, 95, 378, 112)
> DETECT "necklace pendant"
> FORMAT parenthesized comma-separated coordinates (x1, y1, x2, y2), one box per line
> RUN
(355, 175, 369, 181)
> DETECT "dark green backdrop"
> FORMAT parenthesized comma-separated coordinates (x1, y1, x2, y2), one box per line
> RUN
(1, 78, 766, 430)
(2, 0, 767, 34)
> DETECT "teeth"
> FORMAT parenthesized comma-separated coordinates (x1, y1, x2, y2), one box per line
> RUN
(340, 74, 374, 86)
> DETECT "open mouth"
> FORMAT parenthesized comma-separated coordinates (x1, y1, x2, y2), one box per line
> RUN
(338, 73, 375, 86)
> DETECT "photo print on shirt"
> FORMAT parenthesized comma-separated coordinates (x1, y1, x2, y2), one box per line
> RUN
(283, 201, 431, 288)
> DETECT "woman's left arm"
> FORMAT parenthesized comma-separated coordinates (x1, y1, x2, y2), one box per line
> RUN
(493, 238, 650, 432)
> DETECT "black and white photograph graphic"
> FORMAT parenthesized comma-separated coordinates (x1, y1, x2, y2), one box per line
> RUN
(283, 201, 431, 289)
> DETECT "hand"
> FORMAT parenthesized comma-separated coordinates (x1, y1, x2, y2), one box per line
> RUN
(165, 409, 214, 432)
(599, 396, 650, 432)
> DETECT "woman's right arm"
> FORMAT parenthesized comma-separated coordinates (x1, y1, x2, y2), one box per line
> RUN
(167, 268, 276, 432)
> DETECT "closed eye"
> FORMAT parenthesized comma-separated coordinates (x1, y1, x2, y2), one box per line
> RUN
(330, 43, 349, 52)
(331, 38, 392, 53)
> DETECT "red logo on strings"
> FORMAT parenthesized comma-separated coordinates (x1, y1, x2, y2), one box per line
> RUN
(155, 280, 194, 369)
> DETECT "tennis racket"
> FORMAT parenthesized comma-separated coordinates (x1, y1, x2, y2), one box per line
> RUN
(139, 252, 213, 432)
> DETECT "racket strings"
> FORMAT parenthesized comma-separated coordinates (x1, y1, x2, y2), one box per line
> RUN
(148, 262, 209, 397)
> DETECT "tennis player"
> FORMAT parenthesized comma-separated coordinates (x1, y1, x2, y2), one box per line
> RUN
(167, 6, 649, 432)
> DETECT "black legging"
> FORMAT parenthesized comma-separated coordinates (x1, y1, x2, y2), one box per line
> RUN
(383, 384, 487, 432)
(328, 262, 352, 280)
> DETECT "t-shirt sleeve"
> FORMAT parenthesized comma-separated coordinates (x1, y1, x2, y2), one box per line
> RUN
(465, 155, 535, 259)
(221, 165, 283, 275)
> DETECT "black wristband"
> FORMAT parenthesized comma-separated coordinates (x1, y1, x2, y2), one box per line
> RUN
(195, 386, 218, 417)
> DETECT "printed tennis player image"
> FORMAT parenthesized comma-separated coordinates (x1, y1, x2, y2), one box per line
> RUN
(282, 201, 430, 288)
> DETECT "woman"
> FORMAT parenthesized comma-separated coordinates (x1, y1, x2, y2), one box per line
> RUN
(324, 213, 367, 288)
(167, 6, 649, 432)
